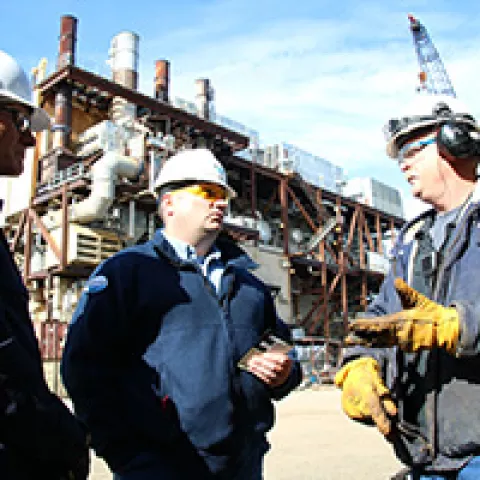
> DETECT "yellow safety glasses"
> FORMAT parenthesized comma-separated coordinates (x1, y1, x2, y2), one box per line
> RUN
(171, 183, 228, 201)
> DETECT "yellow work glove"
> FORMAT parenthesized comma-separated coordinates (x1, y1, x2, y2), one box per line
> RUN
(347, 278, 460, 354)
(334, 357, 397, 436)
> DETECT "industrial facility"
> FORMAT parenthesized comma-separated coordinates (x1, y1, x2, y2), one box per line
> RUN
(1, 15, 405, 393)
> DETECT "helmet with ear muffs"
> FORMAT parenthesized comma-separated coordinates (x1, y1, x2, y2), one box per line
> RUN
(383, 94, 480, 161)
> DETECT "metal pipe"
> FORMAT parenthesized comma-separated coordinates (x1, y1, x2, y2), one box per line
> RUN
(154, 60, 170, 102)
(109, 31, 139, 90)
(52, 83, 72, 149)
(24, 213, 32, 280)
(195, 78, 213, 119)
(128, 200, 135, 238)
(280, 178, 289, 255)
(61, 185, 68, 269)
(69, 151, 141, 223)
(57, 15, 78, 70)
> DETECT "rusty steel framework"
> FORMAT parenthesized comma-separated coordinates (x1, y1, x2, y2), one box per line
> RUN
(223, 157, 403, 346)
(4, 16, 404, 388)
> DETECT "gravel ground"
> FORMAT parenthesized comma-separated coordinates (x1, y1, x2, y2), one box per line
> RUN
(88, 386, 403, 479)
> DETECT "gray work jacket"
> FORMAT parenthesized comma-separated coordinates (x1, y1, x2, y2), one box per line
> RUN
(343, 183, 480, 472)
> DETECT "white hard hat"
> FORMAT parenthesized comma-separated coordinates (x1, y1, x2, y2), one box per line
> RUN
(0, 50, 50, 132)
(383, 94, 478, 158)
(154, 148, 236, 198)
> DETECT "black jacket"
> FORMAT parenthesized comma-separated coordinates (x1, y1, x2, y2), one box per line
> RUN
(0, 229, 89, 479)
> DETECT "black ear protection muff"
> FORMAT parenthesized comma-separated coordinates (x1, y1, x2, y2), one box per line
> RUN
(430, 101, 480, 161)
(437, 121, 480, 161)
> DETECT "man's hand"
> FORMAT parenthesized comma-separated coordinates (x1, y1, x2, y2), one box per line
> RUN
(346, 278, 460, 354)
(245, 351, 293, 388)
(334, 357, 397, 436)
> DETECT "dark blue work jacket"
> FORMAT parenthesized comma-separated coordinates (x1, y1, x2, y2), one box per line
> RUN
(61, 231, 302, 477)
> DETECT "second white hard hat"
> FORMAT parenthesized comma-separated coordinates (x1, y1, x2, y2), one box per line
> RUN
(0, 50, 50, 132)
(383, 94, 478, 158)
(154, 148, 236, 198)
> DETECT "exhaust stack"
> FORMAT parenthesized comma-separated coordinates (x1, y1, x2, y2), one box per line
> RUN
(109, 31, 139, 123)
(57, 15, 77, 69)
(154, 60, 170, 102)
(53, 15, 77, 149)
(195, 78, 214, 120)
(109, 31, 139, 90)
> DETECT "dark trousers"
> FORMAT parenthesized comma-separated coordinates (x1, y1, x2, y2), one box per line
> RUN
(112, 445, 264, 480)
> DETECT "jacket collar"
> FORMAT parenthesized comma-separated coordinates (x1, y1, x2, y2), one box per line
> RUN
(397, 181, 480, 247)
(151, 229, 258, 270)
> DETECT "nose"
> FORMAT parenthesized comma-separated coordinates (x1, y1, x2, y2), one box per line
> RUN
(398, 158, 410, 173)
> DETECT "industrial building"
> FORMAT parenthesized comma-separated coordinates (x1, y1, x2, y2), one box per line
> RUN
(0, 15, 404, 392)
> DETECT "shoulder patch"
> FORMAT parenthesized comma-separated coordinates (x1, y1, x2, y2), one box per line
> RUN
(84, 275, 109, 294)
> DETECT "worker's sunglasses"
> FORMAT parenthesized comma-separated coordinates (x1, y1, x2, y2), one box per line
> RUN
(397, 137, 436, 165)
(2, 106, 32, 134)
(171, 183, 228, 201)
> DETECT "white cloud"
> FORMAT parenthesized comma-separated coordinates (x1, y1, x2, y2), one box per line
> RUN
(131, 2, 480, 197)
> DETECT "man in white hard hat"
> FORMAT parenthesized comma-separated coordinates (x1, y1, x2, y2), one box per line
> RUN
(335, 94, 480, 479)
(0, 50, 50, 175)
(0, 50, 89, 479)
(62, 148, 302, 479)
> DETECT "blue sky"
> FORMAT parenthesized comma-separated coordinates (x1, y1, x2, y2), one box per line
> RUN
(3, 0, 480, 217)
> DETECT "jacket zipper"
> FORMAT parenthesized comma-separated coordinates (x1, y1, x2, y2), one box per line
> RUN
(427, 209, 473, 459)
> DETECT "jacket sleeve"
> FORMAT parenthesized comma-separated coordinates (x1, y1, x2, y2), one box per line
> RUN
(340, 264, 402, 370)
(0, 298, 89, 476)
(264, 291, 302, 400)
(61, 254, 180, 470)
(0, 297, 46, 392)
(451, 300, 480, 357)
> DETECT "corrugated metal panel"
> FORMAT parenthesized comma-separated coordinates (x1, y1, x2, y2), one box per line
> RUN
(45, 224, 123, 268)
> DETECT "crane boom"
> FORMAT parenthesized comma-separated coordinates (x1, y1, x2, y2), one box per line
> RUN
(407, 14, 456, 98)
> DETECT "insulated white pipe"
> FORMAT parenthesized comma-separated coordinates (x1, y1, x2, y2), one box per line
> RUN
(70, 151, 141, 223)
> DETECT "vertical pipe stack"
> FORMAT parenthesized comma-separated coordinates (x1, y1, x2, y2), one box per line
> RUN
(109, 31, 139, 90)
(195, 78, 214, 120)
(109, 31, 139, 123)
(154, 60, 170, 102)
(57, 15, 78, 69)
(53, 15, 77, 149)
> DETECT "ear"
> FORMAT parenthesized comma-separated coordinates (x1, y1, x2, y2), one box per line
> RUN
(162, 192, 175, 217)
(0, 120, 6, 139)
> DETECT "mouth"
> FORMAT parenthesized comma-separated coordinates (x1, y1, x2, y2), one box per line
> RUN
(209, 213, 225, 226)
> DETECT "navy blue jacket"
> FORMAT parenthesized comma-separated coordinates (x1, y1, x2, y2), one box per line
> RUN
(61, 231, 302, 477)
(0, 229, 88, 479)
(344, 186, 480, 472)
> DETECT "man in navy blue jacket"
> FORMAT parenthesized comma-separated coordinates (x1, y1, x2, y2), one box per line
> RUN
(0, 50, 89, 479)
(62, 148, 302, 479)
(336, 94, 480, 479)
